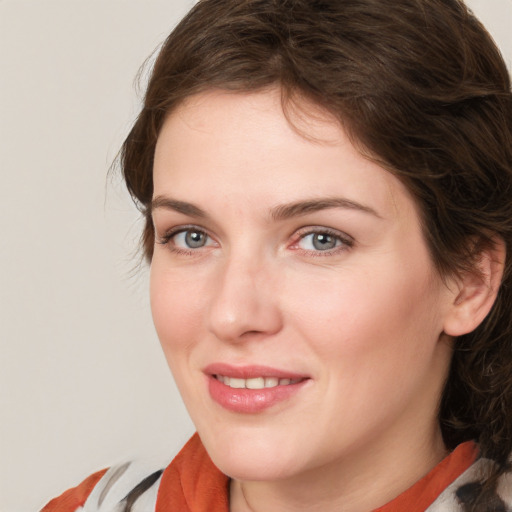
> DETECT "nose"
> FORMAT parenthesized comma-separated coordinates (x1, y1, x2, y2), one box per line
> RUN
(207, 255, 283, 343)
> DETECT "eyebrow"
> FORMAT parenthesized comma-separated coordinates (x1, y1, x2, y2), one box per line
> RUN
(151, 195, 381, 220)
(270, 197, 382, 221)
(151, 197, 207, 218)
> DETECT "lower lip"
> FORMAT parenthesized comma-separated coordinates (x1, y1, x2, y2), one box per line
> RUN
(208, 376, 307, 413)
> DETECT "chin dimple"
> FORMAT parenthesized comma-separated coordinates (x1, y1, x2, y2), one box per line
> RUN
(215, 375, 301, 389)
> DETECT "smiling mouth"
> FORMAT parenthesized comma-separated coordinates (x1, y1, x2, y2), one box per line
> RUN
(207, 367, 309, 412)
(214, 375, 304, 389)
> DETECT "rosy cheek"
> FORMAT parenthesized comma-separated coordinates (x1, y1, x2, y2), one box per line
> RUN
(151, 270, 204, 350)
(151, 278, 180, 341)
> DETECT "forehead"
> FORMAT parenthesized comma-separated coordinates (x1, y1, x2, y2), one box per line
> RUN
(153, 89, 415, 222)
(160, 88, 345, 152)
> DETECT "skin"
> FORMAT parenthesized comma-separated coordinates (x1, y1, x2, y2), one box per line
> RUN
(150, 88, 461, 512)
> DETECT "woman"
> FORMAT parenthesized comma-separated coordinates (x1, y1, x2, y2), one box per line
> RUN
(42, 0, 512, 510)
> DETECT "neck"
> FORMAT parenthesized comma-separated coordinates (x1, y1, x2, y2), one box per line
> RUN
(230, 423, 447, 512)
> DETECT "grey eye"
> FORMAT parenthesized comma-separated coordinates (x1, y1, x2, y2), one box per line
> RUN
(298, 232, 343, 251)
(312, 233, 338, 250)
(184, 230, 207, 248)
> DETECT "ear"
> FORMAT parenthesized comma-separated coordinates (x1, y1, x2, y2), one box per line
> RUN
(443, 237, 506, 337)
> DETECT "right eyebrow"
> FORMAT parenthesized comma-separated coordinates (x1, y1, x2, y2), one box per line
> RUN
(270, 197, 382, 221)
(151, 196, 207, 218)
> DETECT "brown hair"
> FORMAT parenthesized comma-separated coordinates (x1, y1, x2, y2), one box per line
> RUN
(120, 0, 512, 508)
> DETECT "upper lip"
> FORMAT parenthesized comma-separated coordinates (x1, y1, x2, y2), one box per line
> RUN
(203, 363, 308, 380)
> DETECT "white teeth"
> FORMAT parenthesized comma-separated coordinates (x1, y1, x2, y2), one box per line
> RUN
(264, 377, 279, 388)
(216, 375, 300, 389)
(246, 377, 265, 389)
(228, 377, 246, 389)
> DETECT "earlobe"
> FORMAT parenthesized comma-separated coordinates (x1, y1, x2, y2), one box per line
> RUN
(443, 238, 506, 337)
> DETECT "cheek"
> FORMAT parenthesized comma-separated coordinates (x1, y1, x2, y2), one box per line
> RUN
(284, 263, 447, 432)
(149, 260, 206, 358)
(284, 258, 443, 368)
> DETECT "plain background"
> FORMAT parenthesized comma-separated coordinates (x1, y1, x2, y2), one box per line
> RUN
(1, 1, 511, 511)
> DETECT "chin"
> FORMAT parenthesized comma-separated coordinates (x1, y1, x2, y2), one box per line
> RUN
(197, 424, 304, 481)
(212, 452, 297, 482)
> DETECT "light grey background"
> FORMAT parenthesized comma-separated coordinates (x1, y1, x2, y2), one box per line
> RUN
(1, 1, 510, 511)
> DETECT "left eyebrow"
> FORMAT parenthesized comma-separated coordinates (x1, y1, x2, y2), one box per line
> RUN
(151, 196, 207, 218)
(270, 197, 382, 221)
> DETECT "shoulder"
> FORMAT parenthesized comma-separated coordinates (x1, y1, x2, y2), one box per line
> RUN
(40, 433, 229, 512)
(41, 455, 171, 512)
(84, 458, 168, 512)
(427, 456, 512, 511)
(41, 469, 108, 512)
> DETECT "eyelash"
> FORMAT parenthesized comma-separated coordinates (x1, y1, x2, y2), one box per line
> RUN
(156, 225, 215, 257)
(156, 225, 354, 257)
(291, 227, 354, 256)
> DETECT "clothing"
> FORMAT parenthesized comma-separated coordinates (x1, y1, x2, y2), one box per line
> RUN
(41, 434, 512, 512)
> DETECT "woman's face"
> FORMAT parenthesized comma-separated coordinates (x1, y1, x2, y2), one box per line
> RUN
(150, 89, 455, 482)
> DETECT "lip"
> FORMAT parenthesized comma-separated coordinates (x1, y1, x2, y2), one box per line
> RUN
(203, 363, 307, 380)
(204, 363, 310, 413)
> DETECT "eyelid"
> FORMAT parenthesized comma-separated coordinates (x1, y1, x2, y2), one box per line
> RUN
(156, 224, 217, 251)
(289, 226, 354, 254)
